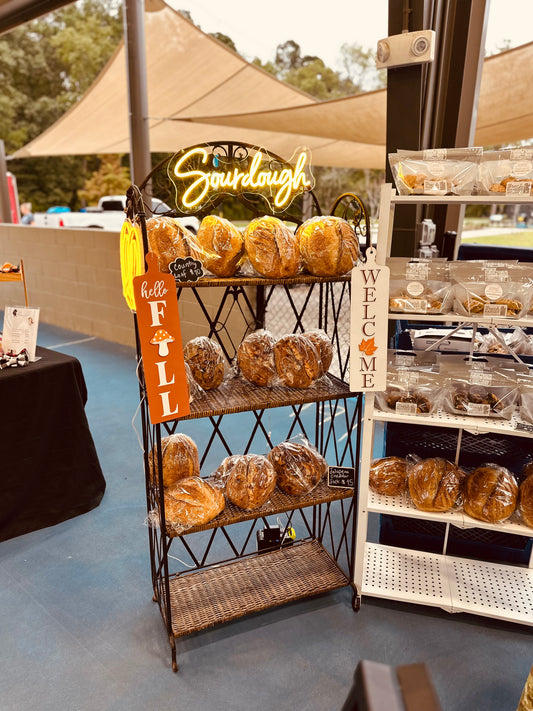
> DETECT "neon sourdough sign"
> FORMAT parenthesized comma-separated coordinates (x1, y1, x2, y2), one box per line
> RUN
(167, 144, 314, 212)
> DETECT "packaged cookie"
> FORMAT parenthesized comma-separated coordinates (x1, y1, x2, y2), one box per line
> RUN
(375, 366, 443, 416)
(451, 262, 533, 319)
(388, 258, 453, 314)
(389, 147, 482, 196)
(477, 146, 533, 196)
(518, 373, 533, 425)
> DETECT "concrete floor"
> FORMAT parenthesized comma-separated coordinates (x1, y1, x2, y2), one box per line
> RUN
(0, 322, 531, 711)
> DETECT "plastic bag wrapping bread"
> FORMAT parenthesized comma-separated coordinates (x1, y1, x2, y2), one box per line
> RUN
(375, 366, 443, 416)
(407, 457, 465, 512)
(295, 215, 360, 276)
(183, 336, 226, 391)
(213, 453, 276, 510)
(146, 215, 206, 273)
(148, 433, 200, 488)
(389, 147, 482, 196)
(462, 464, 518, 523)
(387, 258, 453, 314)
(450, 262, 532, 319)
(235, 329, 332, 389)
(518, 373, 533, 424)
(518, 474, 533, 529)
(242, 215, 300, 278)
(369, 456, 408, 496)
(184, 362, 205, 402)
(149, 476, 225, 535)
(477, 146, 533, 196)
(268, 439, 328, 496)
(441, 359, 519, 420)
(195, 215, 245, 277)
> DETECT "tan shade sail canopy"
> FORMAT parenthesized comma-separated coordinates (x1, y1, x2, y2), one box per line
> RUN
(11, 0, 533, 168)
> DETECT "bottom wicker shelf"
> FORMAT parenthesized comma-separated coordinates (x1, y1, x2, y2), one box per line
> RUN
(167, 539, 350, 638)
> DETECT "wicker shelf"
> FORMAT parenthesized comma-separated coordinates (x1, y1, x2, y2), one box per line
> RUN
(167, 539, 349, 638)
(174, 273, 351, 288)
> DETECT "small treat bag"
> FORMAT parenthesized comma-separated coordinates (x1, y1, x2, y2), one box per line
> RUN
(387, 257, 453, 314)
(477, 146, 533, 196)
(451, 262, 533, 319)
(518, 373, 533, 425)
(389, 147, 482, 196)
(375, 366, 443, 416)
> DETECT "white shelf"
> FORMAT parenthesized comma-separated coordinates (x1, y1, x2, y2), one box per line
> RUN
(388, 312, 533, 328)
(367, 489, 533, 538)
(372, 407, 533, 438)
(390, 194, 533, 206)
(362, 543, 533, 625)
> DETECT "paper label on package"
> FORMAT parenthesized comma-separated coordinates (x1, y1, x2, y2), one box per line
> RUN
(1, 306, 40, 361)
(350, 248, 389, 391)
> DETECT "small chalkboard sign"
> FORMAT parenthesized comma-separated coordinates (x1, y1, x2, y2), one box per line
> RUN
(515, 421, 533, 434)
(169, 257, 204, 282)
(327, 466, 356, 489)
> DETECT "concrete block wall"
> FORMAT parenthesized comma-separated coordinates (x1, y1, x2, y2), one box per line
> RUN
(0, 225, 256, 353)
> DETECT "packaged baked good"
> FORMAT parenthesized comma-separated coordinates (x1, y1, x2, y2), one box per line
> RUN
(146, 215, 200, 273)
(302, 329, 334, 376)
(149, 433, 200, 488)
(462, 464, 518, 523)
(375, 366, 443, 416)
(273, 333, 322, 388)
(518, 373, 533, 425)
(369, 456, 408, 496)
(183, 336, 225, 390)
(519, 474, 533, 529)
(243, 215, 300, 278)
(221, 453, 277, 510)
(184, 361, 205, 402)
(296, 215, 360, 276)
(407, 457, 464, 512)
(389, 147, 482, 196)
(477, 147, 533, 196)
(163, 476, 225, 532)
(195, 215, 245, 277)
(450, 262, 532, 319)
(236, 329, 277, 387)
(268, 440, 328, 495)
(388, 258, 453, 314)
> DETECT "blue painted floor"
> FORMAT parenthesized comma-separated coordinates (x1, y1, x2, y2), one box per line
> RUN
(0, 322, 531, 710)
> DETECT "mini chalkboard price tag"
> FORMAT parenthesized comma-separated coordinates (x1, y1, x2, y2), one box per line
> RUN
(169, 257, 204, 282)
(327, 466, 356, 489)
(515, 421, 533, 434)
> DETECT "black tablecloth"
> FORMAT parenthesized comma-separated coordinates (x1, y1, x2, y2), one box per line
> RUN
(1, 346, 106, 541)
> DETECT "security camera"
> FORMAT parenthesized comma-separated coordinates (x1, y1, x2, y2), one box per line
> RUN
(376, 30, 436, 69)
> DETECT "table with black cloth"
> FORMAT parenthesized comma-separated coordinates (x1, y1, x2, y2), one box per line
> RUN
(1, 346, 106, 542)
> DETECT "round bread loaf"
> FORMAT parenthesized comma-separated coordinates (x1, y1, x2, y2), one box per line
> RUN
(243, 215, 300, 278)
(296, 215, 360, 276)
(274, 333, 321, 388)
(519, 474, 533, 529)
(224, 454, 277, 510)
(268, 441, 328, 496)
(149, 433, 200, 488)
(183, 336, 225, 390)
(212, 454, 242, 488)
(184, 361, 204, 402)
(303, 329, 333, 376)
(146, 215, 197, 273)
(408, 457, 464, 512)
(369, 456, 408, 497)
(195, 215, 244, 277)
(237, 330, 277, 387)
(522, 461, 533, 481)
(463, 464, 518, 523)
(163, 476, 225, 530)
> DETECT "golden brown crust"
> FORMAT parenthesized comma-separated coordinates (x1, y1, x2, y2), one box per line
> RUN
(303, 329, 333, 375)
(296, 216, 359, 276)
(268, 441, 328, 495)
(183, 336, 225, 390)
(195, 215, 244, 277)
(149, 433, 200, 488)
(273, 334, 321, 388)
(463, 465, 518, 523)
(243, 216, 300, 278)
(224, 454, 277, 510)
(369, 456, 408, 496)
(519, 474, 533, 529)
(237, 330, 277, 387)
(408, 457, 464, 512)
(146, 216, 196, 273)
(163, 476, 225, 529)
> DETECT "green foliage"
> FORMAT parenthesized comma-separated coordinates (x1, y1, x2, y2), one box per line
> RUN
(78, 155, 131, 205)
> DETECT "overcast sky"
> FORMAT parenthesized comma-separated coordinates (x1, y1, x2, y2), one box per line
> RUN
(168, 0, 532, 71)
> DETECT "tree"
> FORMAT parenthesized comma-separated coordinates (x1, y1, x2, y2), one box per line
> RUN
(78, 155, 131, 205)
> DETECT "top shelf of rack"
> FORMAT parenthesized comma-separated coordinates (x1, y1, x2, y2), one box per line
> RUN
(390, 193, 533, 206)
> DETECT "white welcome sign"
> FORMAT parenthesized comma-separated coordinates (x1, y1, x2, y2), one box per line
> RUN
(350, 248, 390, 392)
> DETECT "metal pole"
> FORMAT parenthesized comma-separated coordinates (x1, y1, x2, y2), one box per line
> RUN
(123, 0, 152, 189)
(0, 140, 13, 223)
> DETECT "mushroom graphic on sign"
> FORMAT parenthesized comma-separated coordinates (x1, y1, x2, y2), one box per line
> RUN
(150, 328, 174, 356)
